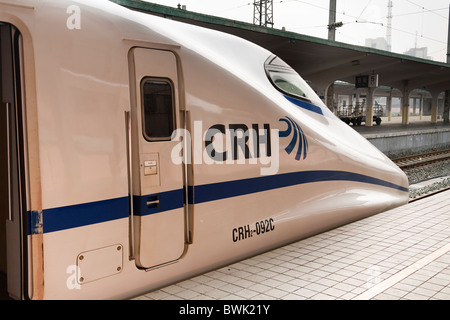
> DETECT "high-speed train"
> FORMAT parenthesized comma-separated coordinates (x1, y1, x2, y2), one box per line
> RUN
(0, 0, 408, 299)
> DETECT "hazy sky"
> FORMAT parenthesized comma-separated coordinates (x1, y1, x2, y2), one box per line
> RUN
(143, 0, 449, 62)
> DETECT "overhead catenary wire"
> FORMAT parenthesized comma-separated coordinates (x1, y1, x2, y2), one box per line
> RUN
(275, 0, 446, 40)
(194, 0, 447, 60)
(404, 0, 447, 19)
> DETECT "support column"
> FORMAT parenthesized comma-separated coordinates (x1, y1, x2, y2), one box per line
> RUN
(430, 94, 439, 123)
(430, 90, 443, 123)
(355, 91, 361, 120)
(402, 82, 410, 125)
(386, 89, 392, 121)
(365, 87, 375, 127)
(326, 83, 335, 112)
(445, 89, 450, 124)
(310, 81, 333, 107)
(419, 94, 423, 120)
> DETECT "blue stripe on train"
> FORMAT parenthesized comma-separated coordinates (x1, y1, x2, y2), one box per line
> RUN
(33, 170, 407, 234)
(40, 197, 129, 234)
(37, 190, 185, 234)
(191, 170, 408, 204)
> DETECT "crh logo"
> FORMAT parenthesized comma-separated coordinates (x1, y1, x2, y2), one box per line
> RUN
(171, 121, 280, 175)
(279, 116, 308, 160)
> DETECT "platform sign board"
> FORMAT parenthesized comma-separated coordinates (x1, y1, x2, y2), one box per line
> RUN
(355, 75, 368, 88)
(368, 74, 379, 87)
(355, 75, 379, 88)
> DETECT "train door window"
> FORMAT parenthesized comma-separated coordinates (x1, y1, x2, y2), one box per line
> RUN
(141, 78, 175, 141)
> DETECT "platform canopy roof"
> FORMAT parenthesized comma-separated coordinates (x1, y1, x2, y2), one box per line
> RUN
(111, 0, 450, 97)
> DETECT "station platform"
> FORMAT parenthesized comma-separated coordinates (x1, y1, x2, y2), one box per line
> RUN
(352, 118, 448, 136)
(351, 119, 450, 155)
(133, 189, 450, 300)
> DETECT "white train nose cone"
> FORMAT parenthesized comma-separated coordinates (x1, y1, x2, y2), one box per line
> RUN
(329, 122, 410, 207)
(281, 113, 410, 210)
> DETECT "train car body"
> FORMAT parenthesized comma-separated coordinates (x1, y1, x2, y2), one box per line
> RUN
(0, 0, 408, 299)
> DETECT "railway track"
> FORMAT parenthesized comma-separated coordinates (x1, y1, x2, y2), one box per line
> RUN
(409, 185, 450, 202)
(392, 149, 450, 170)
(391, 149, 450, 202)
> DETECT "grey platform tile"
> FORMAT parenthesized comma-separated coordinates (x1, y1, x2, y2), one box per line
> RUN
(134, 190, 450, 301)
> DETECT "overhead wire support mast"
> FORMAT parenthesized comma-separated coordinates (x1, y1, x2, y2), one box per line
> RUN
(386, 0, 393, 51)
(253, 0, 274, 28)
(327, 0, 343, 41)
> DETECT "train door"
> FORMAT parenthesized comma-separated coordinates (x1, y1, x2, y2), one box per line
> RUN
(128, 48, 186, 269)
(0, 23, 27, 299)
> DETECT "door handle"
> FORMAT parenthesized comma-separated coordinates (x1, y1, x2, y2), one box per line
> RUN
(145, 195, 160, 209)
(146, 199, 160, 207)
(125, 111, 135, 259)
(5, 102, 12, 221)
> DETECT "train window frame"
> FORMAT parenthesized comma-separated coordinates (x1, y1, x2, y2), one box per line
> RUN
(264, 55, 321, 105)
(140, 77, 176, 142)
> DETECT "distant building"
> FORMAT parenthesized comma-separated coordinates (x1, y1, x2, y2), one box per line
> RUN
(365, 37, 389, 51)
(404, 47, 432, 60)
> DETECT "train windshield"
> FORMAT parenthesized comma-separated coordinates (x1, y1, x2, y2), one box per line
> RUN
(265, 55, 322, 106)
